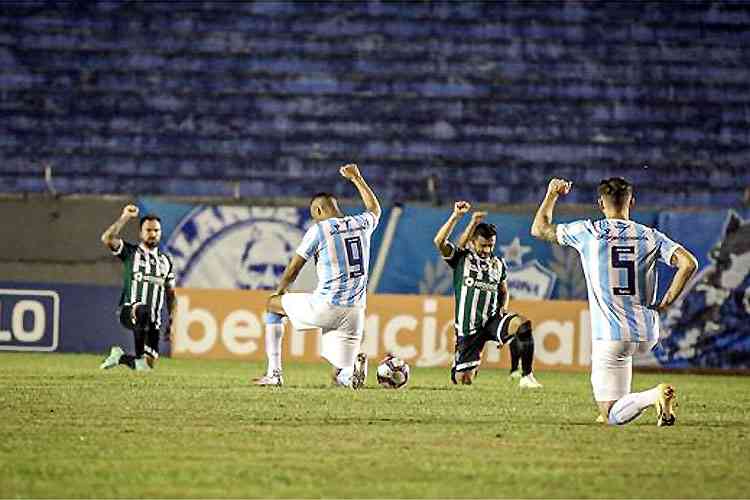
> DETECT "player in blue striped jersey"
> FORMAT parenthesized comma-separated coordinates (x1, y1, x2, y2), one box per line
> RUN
(254, 164, 380, 388)
(532, 177, 697, 426)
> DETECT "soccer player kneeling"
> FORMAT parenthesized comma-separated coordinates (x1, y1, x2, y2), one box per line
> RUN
(434, 201, 542, 388)
(99, 205, 176, 372)
(253, 164, 380, 389)
(531, 177, 697, 426)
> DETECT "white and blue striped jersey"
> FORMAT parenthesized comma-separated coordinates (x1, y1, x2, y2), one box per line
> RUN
(296, 211, 379, 307)
(556, 218, 681, 342)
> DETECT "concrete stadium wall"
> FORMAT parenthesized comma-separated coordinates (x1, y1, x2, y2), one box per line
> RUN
(0, 196, 137, 285)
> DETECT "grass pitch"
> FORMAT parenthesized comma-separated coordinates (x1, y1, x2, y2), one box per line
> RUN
(1, 353, 748, 498)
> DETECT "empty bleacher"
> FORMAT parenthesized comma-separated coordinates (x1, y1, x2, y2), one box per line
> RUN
(0, 1, 748, 206)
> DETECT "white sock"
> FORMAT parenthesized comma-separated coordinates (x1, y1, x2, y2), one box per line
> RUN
(264, 316, 284, 376)
(608, 387, 660, 425)
(336, 367, 354, 387)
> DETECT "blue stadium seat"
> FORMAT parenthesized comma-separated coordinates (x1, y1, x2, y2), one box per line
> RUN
(0, 1, 745, 206)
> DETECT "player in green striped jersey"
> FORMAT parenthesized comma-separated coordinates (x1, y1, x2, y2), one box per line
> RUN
(99, 204, 176, 371)
(434, 201, 542, 388)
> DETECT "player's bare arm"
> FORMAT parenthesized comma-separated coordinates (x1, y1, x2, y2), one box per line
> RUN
(164, 287, 176, 341)
(433, 201, 470, 257)
(272, 254, 307, 296)
(101, 204, 138, 252)
(655, 247, 698, 312)
(498, 280, 510, 312)
(530, 178, 572, 243)
(457, 210, 487, 248)
(340, 163, 382, 219)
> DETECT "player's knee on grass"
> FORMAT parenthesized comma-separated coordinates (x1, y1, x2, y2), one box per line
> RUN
(457, 369, 475, 385)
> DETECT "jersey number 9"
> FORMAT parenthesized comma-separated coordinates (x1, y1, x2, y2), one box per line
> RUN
(344, 236, 365, 278)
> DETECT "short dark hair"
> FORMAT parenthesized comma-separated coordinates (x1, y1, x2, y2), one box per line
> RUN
(597, 177, 633, 208)
(310, 192, 336, 206)
(474, 222, 497, 240)
(139, 214, 161, 228)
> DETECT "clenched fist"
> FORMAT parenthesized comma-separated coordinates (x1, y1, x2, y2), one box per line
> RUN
(121, 204, 139, 219)
(547, 178, 572, 196)
(471, 211, 487, 222)
(339, 164, 361, 181)
(453, 201, 471, 215)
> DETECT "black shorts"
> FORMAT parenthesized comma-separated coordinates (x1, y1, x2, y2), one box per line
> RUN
(118, 304, 160, 359)
(452, 311, 518, 375)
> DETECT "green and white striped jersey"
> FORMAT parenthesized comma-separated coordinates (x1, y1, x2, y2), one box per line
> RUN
(113, 241, 175, 327)
(443, 241, 507, 336)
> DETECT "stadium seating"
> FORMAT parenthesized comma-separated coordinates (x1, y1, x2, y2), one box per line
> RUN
(0, 1, 748, 206)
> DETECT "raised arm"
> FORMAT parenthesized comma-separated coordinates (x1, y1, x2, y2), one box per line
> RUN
(433, 201, 470, 257)
(530, 178, 572, 243)
(340, 163, 381, 219)
(656, 247, 698, 313)
(457, 211, 487, 248)
(101, 204, 139, 252)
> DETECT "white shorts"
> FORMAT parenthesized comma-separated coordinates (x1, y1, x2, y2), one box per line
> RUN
(281, 293, 365, 370)
(590, 340, 658, 402)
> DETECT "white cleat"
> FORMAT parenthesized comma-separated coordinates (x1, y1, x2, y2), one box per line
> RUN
(655, 383, 677, 427)
(508, 369, 522, 380)
(519, 372, 543, 389)
(253, 369, 283, 387)
(99, 346, 124, 370)
(351, 353, 368, 390)
(134, 357, 151, 372)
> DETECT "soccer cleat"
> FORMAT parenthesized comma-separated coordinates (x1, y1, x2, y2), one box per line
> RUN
(508, 369, 522, 380)
(655, 383, 677, 427)
(99, 346, 124, 370)
(519, 372, 543, 389)
(134, 357, 151, 372)
(351, 353, 368, 390)
(253, 369, 283, 387)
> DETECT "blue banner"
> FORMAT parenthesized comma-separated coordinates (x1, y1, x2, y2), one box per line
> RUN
(0, 282, 158, 356)
(138, 198, 389, 291)
(654, 209, 750, 369)
(377, 205, 659, 300)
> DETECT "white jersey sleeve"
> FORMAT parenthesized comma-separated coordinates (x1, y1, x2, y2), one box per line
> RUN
(296, 224, 320, 260)
(556, 220, 592, 251)
(351, 211, 380, 232)
(653, 228, 681, 265)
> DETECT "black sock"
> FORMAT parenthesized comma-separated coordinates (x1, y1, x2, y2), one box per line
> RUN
(520, 337, 535, 376)
(133, 327, 146, 359)
(132, 304, 149, 359)
(514, 321, 535, 376)
(509, 339, 521, 373)
(119, 354, 136, 369)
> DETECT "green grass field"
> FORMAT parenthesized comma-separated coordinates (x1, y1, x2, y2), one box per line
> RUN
(1, 353, 748, 499)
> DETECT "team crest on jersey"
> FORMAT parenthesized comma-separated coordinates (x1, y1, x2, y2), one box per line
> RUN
(166, 206, 316, 290)
(500, 237, 557, 299)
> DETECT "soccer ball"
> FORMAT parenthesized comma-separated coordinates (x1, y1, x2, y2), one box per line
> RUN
(376, 353, 410, 389)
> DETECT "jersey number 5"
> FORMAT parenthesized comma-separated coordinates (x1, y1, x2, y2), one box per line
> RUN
(344, 236, 365, 278)
(611, 245, 636, 296)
